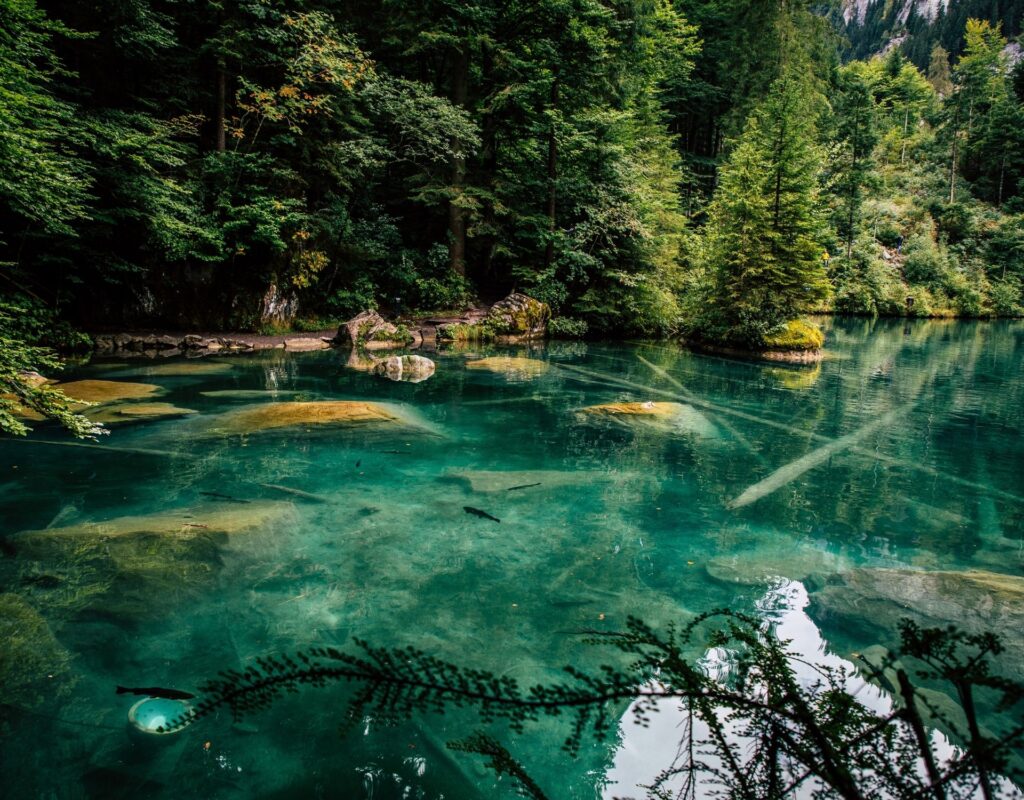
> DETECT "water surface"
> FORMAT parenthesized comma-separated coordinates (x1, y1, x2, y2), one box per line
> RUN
(2, 318, 1022, 798)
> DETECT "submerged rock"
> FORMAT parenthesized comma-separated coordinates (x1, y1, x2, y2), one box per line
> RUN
(116, 362, 234, 377)
(200, 390, 302, 400)
(706, 545, 847, 586)
(808, 568, 1024, 674)
(13, 502, 290, 542)
(465, 356, 549, 381)
(580, 401, 720, 437)
(212, 400, 402, 434)
(0, 593, 75, 708)
(373, 355, 435, 383)
(55, 379, 164, 404)
(87, 403, 198, 424)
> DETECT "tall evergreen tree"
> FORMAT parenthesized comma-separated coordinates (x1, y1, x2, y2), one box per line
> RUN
(698, 64, 829, 344)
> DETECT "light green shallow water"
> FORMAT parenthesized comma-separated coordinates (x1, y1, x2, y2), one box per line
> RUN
(1, 317, 1022, 798)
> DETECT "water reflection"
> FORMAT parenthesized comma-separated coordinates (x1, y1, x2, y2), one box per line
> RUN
(0, 318, 1021, 798)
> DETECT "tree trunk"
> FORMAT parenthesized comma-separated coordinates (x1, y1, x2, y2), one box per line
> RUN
(479, 48, 498, 283)
(543, 75, 560, 271)
(448, 49, 470, 277)
(216, 64, 227, 153)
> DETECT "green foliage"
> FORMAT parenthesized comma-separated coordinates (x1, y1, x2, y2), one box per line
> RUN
(0, 300, 103, 438)
(547, 317, 589, 339)
(172, 613, 1024, 799)
(762, 319, 824, 351)
(697, 62, 831, 346)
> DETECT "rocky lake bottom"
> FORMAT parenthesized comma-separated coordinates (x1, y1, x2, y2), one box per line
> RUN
(1, 316, 1022, 798)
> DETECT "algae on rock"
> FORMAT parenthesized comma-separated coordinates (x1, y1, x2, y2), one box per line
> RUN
(465, 356, 549, 381)
(54, 380, 164, 404)
(0, 593, 75, 708)
(211, 401, 401, 434)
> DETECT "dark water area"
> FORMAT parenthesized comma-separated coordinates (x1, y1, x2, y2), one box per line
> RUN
(1, 317, 1022, 798)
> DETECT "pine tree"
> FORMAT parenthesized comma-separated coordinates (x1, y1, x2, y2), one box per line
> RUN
(927, 43, 953, 96)
(699, 66, 829, 346)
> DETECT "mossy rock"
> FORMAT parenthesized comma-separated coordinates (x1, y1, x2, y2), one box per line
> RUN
(87, 403, 198, 424)
(762, 319, 824, 351)
(465, 356, 549, 380)
(0, 593, 75, 708)
(213, 400, 401, 434)
(485, 293, 551, 338)
(54, 379, 164, 404)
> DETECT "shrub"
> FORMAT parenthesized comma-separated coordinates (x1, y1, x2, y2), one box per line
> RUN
(547, 317, 588, 339)
(762, 318, 824, 350)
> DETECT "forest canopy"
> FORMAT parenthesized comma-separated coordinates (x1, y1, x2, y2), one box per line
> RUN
(0, 0, 1022, 353)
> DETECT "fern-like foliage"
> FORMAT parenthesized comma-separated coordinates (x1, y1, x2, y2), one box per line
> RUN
(166, 611, 1024, 800)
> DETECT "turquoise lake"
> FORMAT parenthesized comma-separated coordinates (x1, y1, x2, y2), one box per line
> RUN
(2, 317, 1022, 798)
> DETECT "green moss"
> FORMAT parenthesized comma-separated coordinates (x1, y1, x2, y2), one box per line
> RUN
(762, 319, 824, 351)
(437, 322, 496, 342)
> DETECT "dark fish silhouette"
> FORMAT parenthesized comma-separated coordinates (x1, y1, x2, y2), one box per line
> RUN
(200, 491, 249, 504)
(116, 685, 196, 700)
(464, 506, 500, 523)
(380, 450, 412, 455)
(506, 482, 541, 491)
(355, 460, 361, 468)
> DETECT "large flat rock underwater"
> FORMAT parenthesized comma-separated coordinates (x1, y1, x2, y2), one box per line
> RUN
(578, 401, 721, 438)
(202, 400, 439, 437)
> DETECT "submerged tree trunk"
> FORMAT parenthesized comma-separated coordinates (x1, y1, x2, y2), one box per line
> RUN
(543, 74, 560, 271)
(448, 49, 470, 277)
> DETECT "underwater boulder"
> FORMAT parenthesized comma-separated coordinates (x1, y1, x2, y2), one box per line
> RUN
(12, 502, 292, 546)
(705, 545, 847, 586)
(113, 361, 235, 377)
(0, 593, 74, 707)
(580, 401, 720, 438)
(54, 379, 164, 404)
(211, 401, 403, 434)
(373, 355, 435, 383)
(807, 568, 1024, 675)
(465, 356, 549, 381)
(86, 403, 198, 424)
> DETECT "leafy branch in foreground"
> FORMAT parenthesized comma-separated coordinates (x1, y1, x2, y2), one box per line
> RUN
(169, 611, 1024, 800)
(0, 334, 103, 439)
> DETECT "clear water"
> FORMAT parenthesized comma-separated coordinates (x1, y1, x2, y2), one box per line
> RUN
(2, 317, 1022, 799)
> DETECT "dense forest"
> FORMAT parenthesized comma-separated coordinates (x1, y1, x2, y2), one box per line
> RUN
(1, 0, 1022, 357)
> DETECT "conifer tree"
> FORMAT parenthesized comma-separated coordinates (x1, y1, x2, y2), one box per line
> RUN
(698, 65, 829, 345)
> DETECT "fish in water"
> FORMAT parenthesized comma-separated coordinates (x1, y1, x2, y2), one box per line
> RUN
(200, 491, 250, 504)
(506, 482, 541, 491)
(115, 686, 196, 700)
(380, 449, 411, 455)
(355, 460, 361, 468)
(464, 506, 500, 523)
